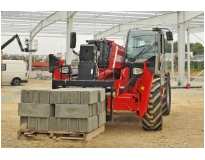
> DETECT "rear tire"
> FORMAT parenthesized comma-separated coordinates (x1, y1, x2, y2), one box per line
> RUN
(142, 77, 163, 131)
(12, 78, 21, 86)
(162, 74, 171, 116)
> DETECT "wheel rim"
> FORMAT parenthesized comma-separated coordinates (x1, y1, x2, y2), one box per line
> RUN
(14, 79, 20, 85)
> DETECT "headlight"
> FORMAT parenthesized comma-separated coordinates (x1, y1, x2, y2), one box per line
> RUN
(132, 68, 143, 75)
(59, 66, 70, 74)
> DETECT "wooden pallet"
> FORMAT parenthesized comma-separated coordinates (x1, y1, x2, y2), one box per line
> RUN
(17, 124, 105, 141)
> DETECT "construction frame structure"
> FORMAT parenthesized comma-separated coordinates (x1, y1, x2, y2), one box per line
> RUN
(1, 11, 204, 86)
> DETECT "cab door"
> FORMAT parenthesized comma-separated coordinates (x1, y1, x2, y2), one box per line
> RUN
(160, 33, 166, 86)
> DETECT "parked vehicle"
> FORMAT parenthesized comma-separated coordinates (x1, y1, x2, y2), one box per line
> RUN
(1, 60, 28, 85)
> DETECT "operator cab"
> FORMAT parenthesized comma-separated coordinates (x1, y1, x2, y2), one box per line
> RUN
(123, 28, 173, 88)
(126, 29, 157, 60)
(125, 28, 173, 62)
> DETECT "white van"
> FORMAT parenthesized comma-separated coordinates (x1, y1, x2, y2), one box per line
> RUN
(1, 60, 28, 85)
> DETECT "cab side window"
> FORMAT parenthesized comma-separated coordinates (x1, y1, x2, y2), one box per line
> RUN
(1, 64, 6, 71)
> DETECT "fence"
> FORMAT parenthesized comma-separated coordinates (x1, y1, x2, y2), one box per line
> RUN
(166, 60, 204, 71)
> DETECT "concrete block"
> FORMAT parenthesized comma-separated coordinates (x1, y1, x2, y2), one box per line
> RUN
(38, 118, 49, 131)
(30, 90, 40, 103)
(80, 89, 98, 104)
(98, 111, 106, 127)
(57, 118, 68, 131)
(39, 90, 50, 104)
(55, 104, 92, 118)
(27, 117, 49, 131)
(97, 88, 105, 102)
(70, 90, 81, 104)
(55, 116, 98, 133)
(101, 100, 106, 112)
(50, 90, 61, 104)
(18, 103, 55, 117)
(91, 103, 97, 116)
(91, 88, 105, 102)
(56, 118, 79, 132)
(78, 118, 90, 132)
(96, 102, 102, 115)
(49, 117, 57, 131)
(20, 116, 28, 125)
(21, 90, 30, 103)
(60, 88, 82, 104)
(21, 90, 40, 103)
(68, 119, 79, 132)
(96, 101, 106, 114)
(90, 115, 98, 132)
(78, 118, 87, 132)
(78, 115, 98, 132)
(28, 117, 38, 130)
(60, 90, 71, 104)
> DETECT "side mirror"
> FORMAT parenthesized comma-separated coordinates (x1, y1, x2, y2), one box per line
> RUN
(70, 32, 76, 48)
(166, 31, 173, 41)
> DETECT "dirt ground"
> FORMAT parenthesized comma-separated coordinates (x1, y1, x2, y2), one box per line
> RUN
(1, 78, 204, 148)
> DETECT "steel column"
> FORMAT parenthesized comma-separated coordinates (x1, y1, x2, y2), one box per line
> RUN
(123, 36, 126, 47)
(28, 34, 32, 78)
(66, 12, 73, 65)
(171, 40, 174, 77)
(177, 11, 186, 86)
(187, 29, 190, 83)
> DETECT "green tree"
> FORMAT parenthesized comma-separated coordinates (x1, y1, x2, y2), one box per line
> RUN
(165, 39, 171, 53)
(173, 41, 178, 53)
(190, 42, 204, 55)
(10, 55, 19, 60)
(190, 43, 194, 49)
(173, 41, 187, 52)
(2, 55, 10, 60)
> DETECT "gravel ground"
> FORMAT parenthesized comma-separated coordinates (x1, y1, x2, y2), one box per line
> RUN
(1, 78, 204, 150)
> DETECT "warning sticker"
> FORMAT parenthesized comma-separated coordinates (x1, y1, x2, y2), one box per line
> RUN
(141, 86, 145, 90)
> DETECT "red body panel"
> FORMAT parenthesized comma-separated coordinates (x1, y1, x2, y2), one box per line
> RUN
(108, 41, 125, 70)
(105, 61, 153, 117)
(53, 59, 68, 80)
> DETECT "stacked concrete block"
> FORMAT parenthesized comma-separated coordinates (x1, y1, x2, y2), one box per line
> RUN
(19, 88, 106, 133)
(18, 103, 55, 131)
(80, 88, 98, 104)
(18, 103, 55, 117)
(50, 90, 61, 104)
(39, 90, 50, 104)
(98, 111, 106, 127)
(48, 116, 99, 133)
(92, 88, 105, 102)
(78, 116, 98, 132)
(21, 89, 40, 103)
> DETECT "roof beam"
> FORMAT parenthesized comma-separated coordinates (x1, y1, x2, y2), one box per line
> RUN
(94, 11, 204, 39)
(94, 12, 178, 39)
(188, 27, 204, 33)
(179, 11, 204, 24)
(30, 11, 77, 40)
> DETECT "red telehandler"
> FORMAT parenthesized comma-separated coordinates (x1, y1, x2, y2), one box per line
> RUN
(49, 28, 173, 131)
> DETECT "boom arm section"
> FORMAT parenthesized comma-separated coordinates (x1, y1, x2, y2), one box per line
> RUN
(1, 34, 36, 52)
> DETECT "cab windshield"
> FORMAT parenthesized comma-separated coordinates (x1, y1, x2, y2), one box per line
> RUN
(126, 30, 158, 59)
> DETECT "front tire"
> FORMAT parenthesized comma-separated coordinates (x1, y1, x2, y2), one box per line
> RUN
(142, 77, 163, 131)
(162, 74, 171, 116)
